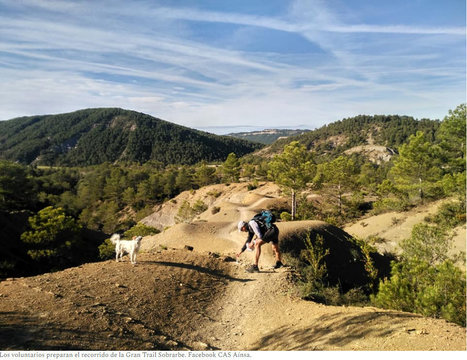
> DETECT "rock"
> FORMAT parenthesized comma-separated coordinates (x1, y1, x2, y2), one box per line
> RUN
(184, 245, 194, 251)
(193, 341, 210, 350)
(222, 256, 236, 262)
(166, 340, 179, 347)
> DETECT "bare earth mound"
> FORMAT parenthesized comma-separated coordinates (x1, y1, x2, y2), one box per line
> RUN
(1, 182, 465, 351)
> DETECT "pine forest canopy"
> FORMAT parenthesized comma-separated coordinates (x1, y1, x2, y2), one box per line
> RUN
(269, 114, 441, 156)
(0, 108, 263, 166)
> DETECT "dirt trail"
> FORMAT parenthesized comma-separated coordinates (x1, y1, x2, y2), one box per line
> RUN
(213, 266, 466, 351)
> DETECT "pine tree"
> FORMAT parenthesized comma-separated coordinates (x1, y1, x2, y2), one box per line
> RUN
(222, 153, 240, 182)
(21, 206, 82, 269)
(389, 131, 443, 201)
(194, 161, 217, 187)
(437, 103, 466, 173)
(314, 155, 357, 214)
(268, 141, 315, 219)
(175, 166, 194, 192)
(372, 223, 466, 326)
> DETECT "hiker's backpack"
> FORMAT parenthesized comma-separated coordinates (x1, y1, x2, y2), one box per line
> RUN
(252, 210, 276, 230)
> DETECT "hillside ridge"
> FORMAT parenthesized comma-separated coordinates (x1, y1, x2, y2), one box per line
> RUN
(0, 108, 262, 166)
(261, 114, 440, 159)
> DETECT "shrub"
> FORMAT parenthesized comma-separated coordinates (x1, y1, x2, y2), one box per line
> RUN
(175, 200, 194, 223)
(371, 223, 466, 326)
(426, 201, 466, 229)
(207, 190, 222, 198)
(192, 199, 208, 214)
(295, 234, 330, 302)
(124, 223, 160, 238)
(366, 235, 386, 244)
(351, 237, 378, 292)
(372, 259, 466, 326)
(98, 238, 115, 260)
(372, 197, 411, 214)
(21, 206, 83, 270)
(280, 211, 292, 221)
(175, 199, 208, 223)
(295, 195, 318, 220)
(247, 182, 258, 191)
(399, 224, 452, 265)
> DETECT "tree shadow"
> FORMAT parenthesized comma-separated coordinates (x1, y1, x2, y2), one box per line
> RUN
(146, 260, 254, 283)
(0, 311, 183, 350)
(0, 311, 107, 350)
(250, 311, 420, 350)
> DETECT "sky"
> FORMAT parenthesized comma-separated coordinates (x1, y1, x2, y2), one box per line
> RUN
(0, 0, 465, 134)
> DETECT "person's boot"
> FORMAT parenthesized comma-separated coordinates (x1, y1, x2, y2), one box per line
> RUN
(273, 261, 283, 269)
(246, 264, 260, 273)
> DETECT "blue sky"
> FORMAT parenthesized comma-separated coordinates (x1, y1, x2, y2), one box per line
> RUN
(0, 0, 465, 134)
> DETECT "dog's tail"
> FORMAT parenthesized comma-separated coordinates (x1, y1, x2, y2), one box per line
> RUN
(110, 233, 121, 244)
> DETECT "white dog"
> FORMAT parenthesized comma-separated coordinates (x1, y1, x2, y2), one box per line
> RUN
(110, 234, 142, 264)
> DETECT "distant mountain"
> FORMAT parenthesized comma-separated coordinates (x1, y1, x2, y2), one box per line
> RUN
(226, 128, 310, 144)
(0, 108, 263, 166)
(262, 114, 440, 160)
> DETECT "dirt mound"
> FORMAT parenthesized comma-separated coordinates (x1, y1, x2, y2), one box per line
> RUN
(141, 182, 285, 230)
(0, 250, 239, 350)
(344, 198, 467, 257)
(279, 220, 391, 290)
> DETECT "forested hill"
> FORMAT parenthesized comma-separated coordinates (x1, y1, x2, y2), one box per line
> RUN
(0, 108, 262, 166)
(267, 114, 440, 156)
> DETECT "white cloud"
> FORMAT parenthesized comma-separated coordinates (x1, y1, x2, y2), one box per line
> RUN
(0, 0, 464, 131)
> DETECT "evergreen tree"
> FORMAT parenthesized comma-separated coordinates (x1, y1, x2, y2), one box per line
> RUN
(103, 167, 126, 204)
(136, 180, 153, 204)
(21, 206, 82, 270)
(0, 160, 36, 211)
(122, 187, 136, 207)
(222, 153, 240, 182)
(194, 161, 217, 187)
(163, 170, 177, 198)
(314, 155, 358, 215)
(389, 131, 443, 201)
(372, 224, 466, 326)
(437, 103, 466, 173)
(242, 163, 256, 181)
(268, 141, 315, 219)
(399, 224, 453, 265)
(175, 166, 194, 192)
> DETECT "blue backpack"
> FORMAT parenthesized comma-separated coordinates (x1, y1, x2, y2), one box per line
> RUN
(252, 210, 276, 230)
